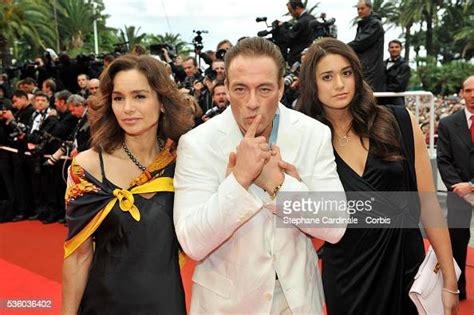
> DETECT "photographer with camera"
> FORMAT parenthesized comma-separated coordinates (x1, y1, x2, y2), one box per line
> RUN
(180, 57, 204, 94)
(0, 88, 15, 221)
(48, 90, 77, 139)
(42, 94, 89, 224)
(348, 0, 385, 92)
(281, 52, 304, 108)
(3, 90, 35, 222)
(280, 0, 316, 65)
(24, 92, 61, 221)
(202, 81, 229, 121)
(159, 45, 187, 83)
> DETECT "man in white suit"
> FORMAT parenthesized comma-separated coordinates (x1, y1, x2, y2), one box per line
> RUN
(174, 37, 347, 314)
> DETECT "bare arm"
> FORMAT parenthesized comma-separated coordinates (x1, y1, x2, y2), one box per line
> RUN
(409, 111, 459, 313)
(61, 235, 93, 314)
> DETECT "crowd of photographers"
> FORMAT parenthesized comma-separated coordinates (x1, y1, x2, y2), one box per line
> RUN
(0, 0, 465, 225)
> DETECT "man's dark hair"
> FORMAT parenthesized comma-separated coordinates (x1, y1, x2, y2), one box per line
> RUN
(184, 57, 198, 67)
(23, 77, 37, 86)
(12, 90, 28, 99)
(216, 39, 233, 51)
(388, 39, 402, 48)
(77, 73, 89, 80)
(224, 37, 285, 83)
(43, 79, 57, 93)
(212, 81, 225, 96)
(55, 90, 72, 102)
(34, 91, 49, 100)
(288, 0, 304, 9)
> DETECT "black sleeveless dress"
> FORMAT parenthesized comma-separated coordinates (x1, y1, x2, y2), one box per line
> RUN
(79, 153, 186, 314)
(321, 107, 425, 315)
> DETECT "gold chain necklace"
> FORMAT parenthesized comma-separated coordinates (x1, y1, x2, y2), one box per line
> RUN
(334, 122, 352, 147)
(337, 133, 351, 147)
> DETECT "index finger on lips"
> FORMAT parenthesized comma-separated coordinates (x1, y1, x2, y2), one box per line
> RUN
(244, 115, 262, 139)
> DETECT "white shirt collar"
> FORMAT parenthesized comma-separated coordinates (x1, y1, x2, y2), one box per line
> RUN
(465, 107, 474, 128)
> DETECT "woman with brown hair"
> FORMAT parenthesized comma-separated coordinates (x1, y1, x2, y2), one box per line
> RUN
(297, 38, 459, 314)
(61, 54, 193, 314)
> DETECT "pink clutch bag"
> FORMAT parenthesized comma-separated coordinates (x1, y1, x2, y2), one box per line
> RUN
(409, 246, 461, 315)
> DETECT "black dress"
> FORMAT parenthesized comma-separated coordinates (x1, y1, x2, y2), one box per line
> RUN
(78, 153, 186, 314)
(321, 107, 425, 315)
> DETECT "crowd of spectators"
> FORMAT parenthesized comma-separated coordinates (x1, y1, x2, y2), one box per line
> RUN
(0, 0, 468, 225)
(405, 94, 466, 144)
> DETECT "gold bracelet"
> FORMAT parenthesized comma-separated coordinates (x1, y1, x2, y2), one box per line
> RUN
(442, 288, 460, 295)
(265, 184, 282, 200)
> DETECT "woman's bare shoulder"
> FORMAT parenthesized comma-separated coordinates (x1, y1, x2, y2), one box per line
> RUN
(74, 149, 101, 180)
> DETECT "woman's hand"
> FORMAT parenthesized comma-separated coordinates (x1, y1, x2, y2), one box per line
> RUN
(442, 289, 459, 315)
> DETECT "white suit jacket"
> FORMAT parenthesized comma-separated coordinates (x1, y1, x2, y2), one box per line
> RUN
(174, 104, 347, 314)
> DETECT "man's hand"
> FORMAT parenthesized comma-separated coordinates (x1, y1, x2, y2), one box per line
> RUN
(254, 144, 284, 192)
(193, 80, 204, 97)
(289, 76, 300, 90)
(276, 146, 301, 182)
(48, 109, 58, 117)
(452, 182, 472, 198)
(1, 110, 13, 120)
(232, 115, 272, 189)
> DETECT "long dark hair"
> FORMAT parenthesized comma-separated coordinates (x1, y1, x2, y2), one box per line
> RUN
(297, 38, 402, 161)
(91, 54, 194, 153)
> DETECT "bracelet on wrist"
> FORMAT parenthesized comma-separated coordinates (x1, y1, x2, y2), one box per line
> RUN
(442, 288, 460, 295)
(265, 184, 282, 201)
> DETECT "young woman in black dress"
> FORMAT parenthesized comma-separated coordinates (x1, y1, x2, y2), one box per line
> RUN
(61, 55, 194, 314)
(297, 38, 459, 315)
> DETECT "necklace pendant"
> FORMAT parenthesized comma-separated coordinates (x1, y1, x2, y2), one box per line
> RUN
(339, 136, 350, 147)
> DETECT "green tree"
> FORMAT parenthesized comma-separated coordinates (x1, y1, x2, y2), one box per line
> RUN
(0, 0, 55, 67)
(119, 25, 146, 52)
(452, 1, 474, 59)
(371, 0, 400, 29)
(410, 57, 474, 94)
(398, 0, 446, 57)
(54, 0, 96, 50)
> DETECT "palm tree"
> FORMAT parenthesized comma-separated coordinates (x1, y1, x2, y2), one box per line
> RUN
(399, 0, 444, 57)
(0, 0, 55, 67)
(453, 1, 474, 59)
(53, 0, 96, 50)
(371, 0, 400, 29)
(120, 25, 146, 52)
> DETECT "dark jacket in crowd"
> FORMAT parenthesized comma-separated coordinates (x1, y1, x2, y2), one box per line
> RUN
(27, 111, 59, 154)
(9, 104, 35, 151)
(75, 116, 90, 152)
(348, 13, 385, 92)
(385, 57, 410, 93)
(284, 11, 316, 65)
(50, 110, 78, 140)
(380, 56, 411, 106)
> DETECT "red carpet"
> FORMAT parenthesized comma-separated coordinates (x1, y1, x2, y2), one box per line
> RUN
(1, 221, 473, 314)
